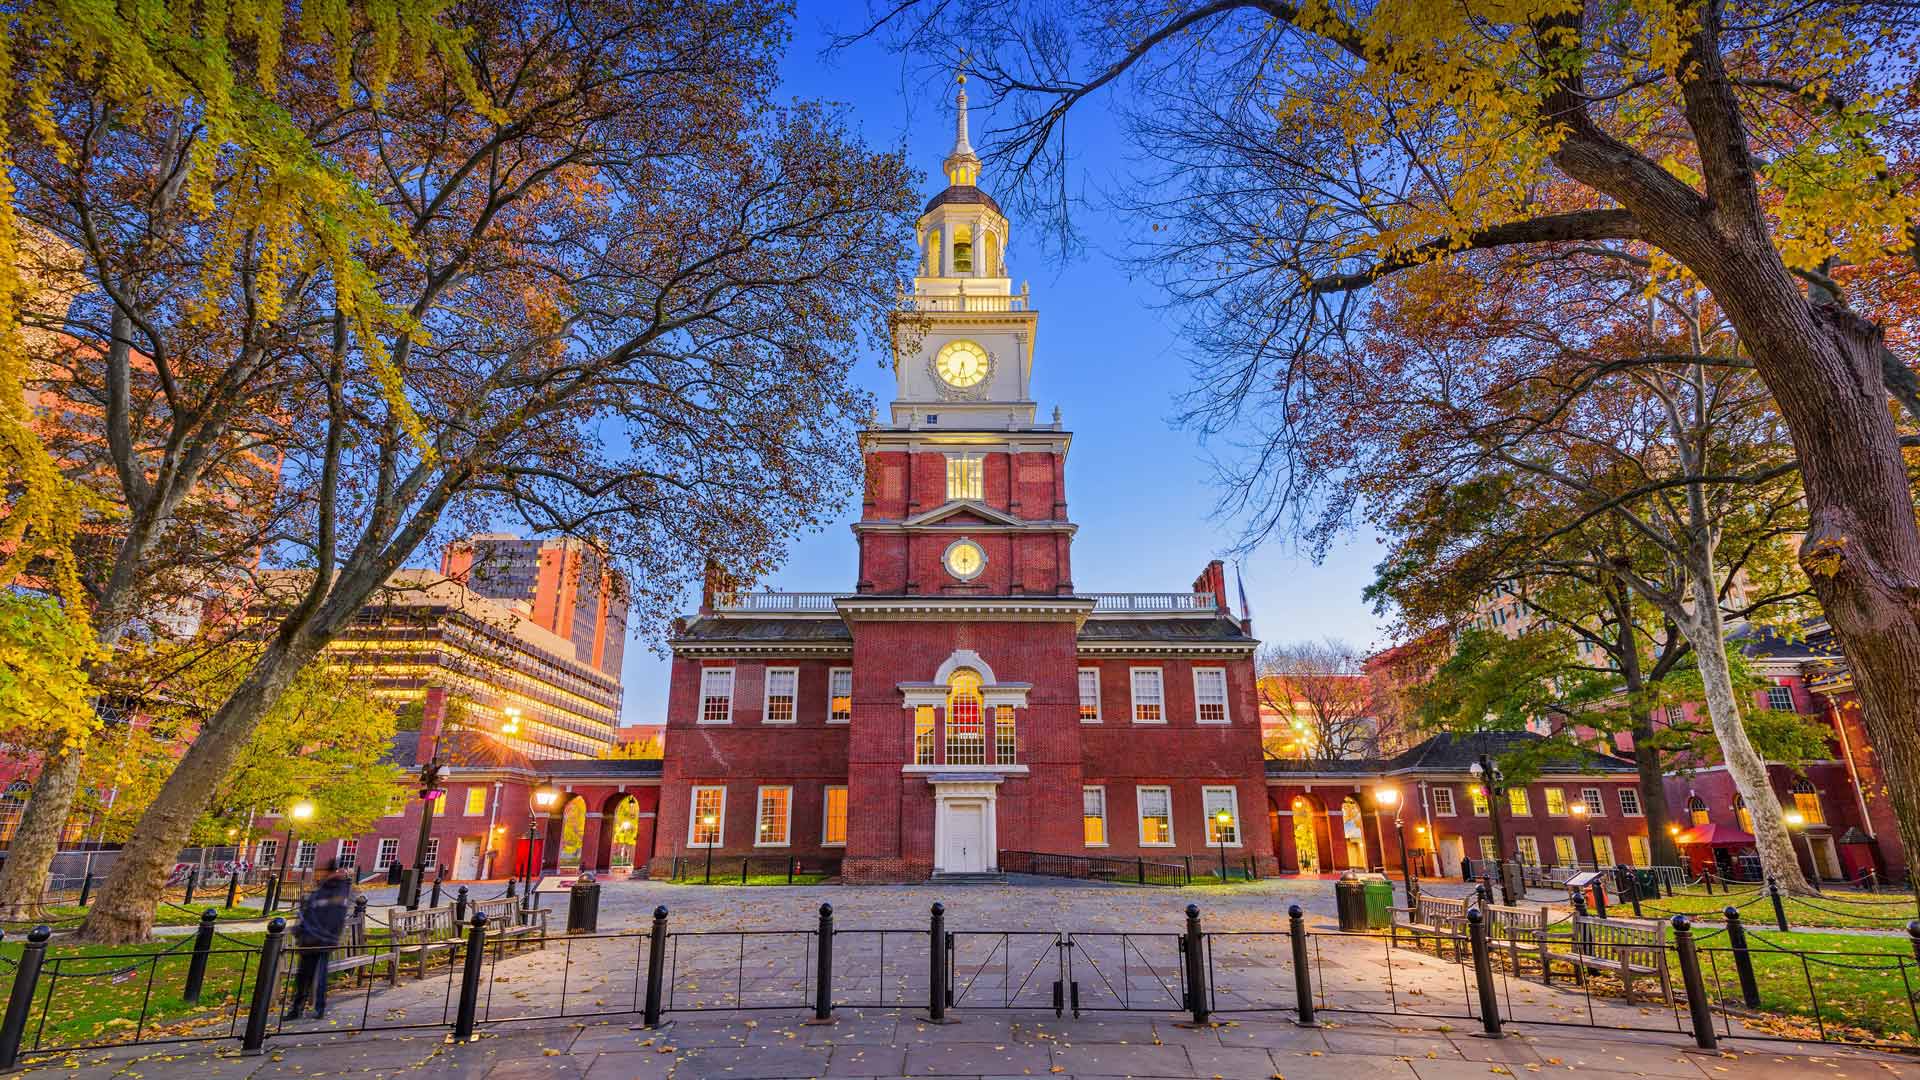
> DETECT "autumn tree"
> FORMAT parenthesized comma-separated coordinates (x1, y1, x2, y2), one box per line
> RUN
(59, 0, 912, 943)
(1257, 638, 1382, 761)
(856, 0, 1920, 895)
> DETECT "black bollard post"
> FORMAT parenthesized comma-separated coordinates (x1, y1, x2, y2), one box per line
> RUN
(1907, 921, 1920, 979)
(1466, 907, 1503, 1037)
(240, 918, 288, 1055)
(1725, 907, 1760, 1009)
(452, 913, 489, 1042)
(1181, 904, 1211, 1026)
(1664, 870, 1675, 899)
(506, 877, 517, 900)
(0, 926, 51, 1071)
(183, 867, 198, 906)
(643, 906, 669, 1027)
(1288, 904, 1317, 1027)
(183, 909, 219, 1004)
(1768, 876, 1790, 932)
(454, 886, 470, 923)
(77, 871, 93, 908)
(1626, 869, 1643, 918)
(430, 871, 444, 909)
(1704, 871, 1714, 896)
(810, 903, 834, 1024)
(227, 869, 241, 911)
(925, 903, 950, 1023)
(263, 873, 281, 915)
(1672, 916, 1719, 1050)
(1590, 877, 1608, 919)
(1136, 857, 1145, 886)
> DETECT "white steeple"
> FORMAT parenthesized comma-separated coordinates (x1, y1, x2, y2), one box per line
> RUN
(943, 73, 980, 186)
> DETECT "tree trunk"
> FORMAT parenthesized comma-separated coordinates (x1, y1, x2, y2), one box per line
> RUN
(1612, 624, 1678, 867)
(77, 633, 320, 943)
(1684, 582, 1813, 894)
(0, 742, 82, 916)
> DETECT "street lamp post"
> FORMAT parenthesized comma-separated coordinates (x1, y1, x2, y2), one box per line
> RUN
(525, 783, 560, 908)
(1469, 755, 1513, 904)
(1214, 809, 1233, 882)
(272, 800, 314, 913)
(405, 761, 446, 910)
(1374, 787, 1412, 897)
(1783, 810, 1818, 891)
(700, 814, 719, 883)
(1571, 801, 1598, 866)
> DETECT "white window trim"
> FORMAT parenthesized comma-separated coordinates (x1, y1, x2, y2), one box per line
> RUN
(1544, 787, 1567, 817)
(1083, 785, 1109, 848)
(1514, 835, 1541, 864)
(1136, 784, 1175, 847)
(1130, 667, 1166, 725)
(1508, 789, 1532, 817)
(945, 452, 984, 502)
(1078, 668, 1101, 724)
(688, 786, 726, 848)
(754, 785, 792, 848)
(1192, 667, 1231, 724)
(698, 668, 735, 725)
(762, 667, 799, 725)
(1581, 787, 1606, 816)
(375, 838, 399, 869)
(1552, 836, 1578, 866)
(1619, 788, 1644, 817)
(822, 786, 848, 847)
(827, 668, 853, 724)
(1471, 788, 1490, 817)
(1432, 787, 1456, 816)
(464, 786, 487, 816)
(1202, 785, 1243, 847)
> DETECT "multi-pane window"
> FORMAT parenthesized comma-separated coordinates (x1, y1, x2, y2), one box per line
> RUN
(423, 837, 439, 869)
(1203, 787, 1240, 845)
(1432, 787, 1457, 816)
(1687, 795, 1710, 826)
(375, 838, 400, 869)
(0, 785, 25, 842)
(946, 454, 984, 501)
(1628, 835, 1651, 866)
(1083, 787, 1108, 846)
(1078, 669, 1101, 722)
(823, 787, 848, 846)
(1130, 668, 1165, 723)
(1791, 779, 1825, 825)
(1193, 668, 1229, 724)
(994, 705, 1017, 763)
(1478, 835, 1498, 862)
(1618, 787, 1643, 816)
(295, 840, 317, 869)
(946, 671, 986, 764)
(258, 839, 279, 868)
(1137, 786, 1174, 846)
(1552, 835, 1577, 867)
(464, 786, 488, 816)
(1514, 835, 1541, 865)
(1469, 787, 1490, 816)
(909, 705, 935, 765)
(1665, 704, 1684, 724)
(338, 839, 359, 868)
(756, 786, 791, 846)
(1581, 787, 1605, 816)
(1766, 685, 1795, 712)
(690, 787, 725, 846)
(829, 669, 853, 723)
(1734, 795, 1754, 834)
(1592, 835, 1617, 867)
(764, 668, 798, 724)
(700, 668, 735, 724)
(1508, 788, 1531, 816)
(1544, 787, 1568, 816)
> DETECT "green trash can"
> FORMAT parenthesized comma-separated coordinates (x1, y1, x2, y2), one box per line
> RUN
(1360, 874, 1395, 930)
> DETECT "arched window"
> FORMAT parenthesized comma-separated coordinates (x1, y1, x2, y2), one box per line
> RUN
(1687, 795, 1710, 826)
(952, 225, 974, 274)
(0, 782, 26, 843)
(1790, 778, 1825, 826)
(946, 669, 985, 765)
(1732, 794, 1754, 834)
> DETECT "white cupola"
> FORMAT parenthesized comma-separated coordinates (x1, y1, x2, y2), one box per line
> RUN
(915, 73, 1011, 296)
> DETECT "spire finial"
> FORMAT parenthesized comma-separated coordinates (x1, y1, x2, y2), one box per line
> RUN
(943, 65, 980, 186)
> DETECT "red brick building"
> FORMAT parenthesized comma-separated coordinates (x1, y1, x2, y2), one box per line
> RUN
(652, 83, 1273, 882)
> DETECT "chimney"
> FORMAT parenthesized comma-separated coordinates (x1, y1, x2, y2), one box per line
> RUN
(416, 686, 448, 766)
(1193, 560, 1230, 613)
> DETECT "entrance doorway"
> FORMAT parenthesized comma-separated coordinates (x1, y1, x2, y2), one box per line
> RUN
(1809, 835, 1843, 880)
(944, 804, 987, 872)
(454, 837, 481, 880)
(1439, 835, 1465, 878)
(1293, 815, 1320, 874)
(1341, 797, 1367, 869)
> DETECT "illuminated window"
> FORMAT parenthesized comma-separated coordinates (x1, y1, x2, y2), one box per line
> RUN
(1514, 836, 1540, 865)
(994, 705, 1016, 764)
(1734, 795, 1754, 834)
(1432, 787, 1456, 816)
(375, 838, 400, 869)
(1478, 835, 1498, 862)
(1544, 788, 1568, 816)
(1137, 786, 1173, 846)
(0, 783, 24, 842)
(1204, 787, 1240, 845)
(1193, 668, 1230, 724)
(1552, 835, 1576, 867)
(1767, 685, 1795, 712)
(1078, 669, 1101, 723)
(337, 839, 359, 868)
(699, 668, 735, 724)
(755, 786, 791, 847)
(1508, 788, 1531, 816)
(1581, 787, 1605, 816)
(946, 670, 986, 764)
(946, 454, 983, 501)
(823, 787, 848, 846)
(463, 787, 488, 816)
(828, 668, 853, 723)
(1083, 787, 1107, 846)
(1791, 779, 1825, 825)
(1628, 835, 1651, 866)
(1687, 795, 1709, 826)
(914, 705, 936, 765)
(690, 787, 725, 847)
(1469, 787, 1490, 816)
(764, 667, 797, 724)
(1592, 835, 1616, 867)
(61, 817, 85, 844)
(1618, 787, 1642, 816)
(1130, 668, 1165, 724)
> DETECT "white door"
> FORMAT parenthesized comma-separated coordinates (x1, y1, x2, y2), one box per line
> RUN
(454, 838, 481, 880)
(945, 804, 987, 873)
(1439, 835, 1466, 877)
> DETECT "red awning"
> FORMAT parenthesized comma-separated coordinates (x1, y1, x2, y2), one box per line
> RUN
(1673, 823, 1756, 847)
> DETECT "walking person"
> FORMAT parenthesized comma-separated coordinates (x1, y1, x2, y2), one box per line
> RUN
(285, 859, 353, 1020)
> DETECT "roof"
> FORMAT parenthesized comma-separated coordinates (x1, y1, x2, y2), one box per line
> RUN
(381, 733, 661, 777)
(1076, 616, 1252, 644)
(1673, 823, 1755, 847)
(675, 617, 852, 643)
(1264, 730, 1638, 779)
(924, 184, 1003, 216)
(540, 758, 661, 777)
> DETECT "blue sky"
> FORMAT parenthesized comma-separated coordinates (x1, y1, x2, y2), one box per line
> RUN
(613, 5, 1390, 722)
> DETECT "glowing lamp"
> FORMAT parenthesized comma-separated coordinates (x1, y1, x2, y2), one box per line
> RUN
(1570, 802, 1587, 817)
(1784, 810, 1806, 829)
(289, 800, 315, 823)
(1374, 787, 1399, 808)
(532, 785, 561, 812)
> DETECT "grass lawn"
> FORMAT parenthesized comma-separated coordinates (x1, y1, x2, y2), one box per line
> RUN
(1710, 929, 1920, 1043)
(667, 873, 833, 886)
(11, 902, 269, 931)
(0, 931, 271, 1052)
(1632, 885, 1918, 931)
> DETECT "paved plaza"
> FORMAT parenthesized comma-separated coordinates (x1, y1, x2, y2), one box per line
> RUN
(17, 879, 1916, 1079)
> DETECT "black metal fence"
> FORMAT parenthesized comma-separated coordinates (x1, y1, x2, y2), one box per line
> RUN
(663, 854, 843, 885)
(6, 897, 1920, 1070)
(997, 849, 1259, 886)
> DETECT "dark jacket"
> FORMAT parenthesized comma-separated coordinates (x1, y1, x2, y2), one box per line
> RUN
(294, 874, 354, 948)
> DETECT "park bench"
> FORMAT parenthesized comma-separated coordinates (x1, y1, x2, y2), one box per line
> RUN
(471, 896, 548, 957)
(1390, 893, 1470, 959)
(388, 905, 463, 978)
(325, 899, 399, 987)
(1483, 902, 1551, 977)
(1543, 916, 1672, 1003)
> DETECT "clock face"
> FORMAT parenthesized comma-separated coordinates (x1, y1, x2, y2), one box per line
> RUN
(944, 538, 986, 581)
(935, 340, 990, 388)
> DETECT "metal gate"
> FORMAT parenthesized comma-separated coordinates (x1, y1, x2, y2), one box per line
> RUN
(1062, 932, 1187, 1014)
